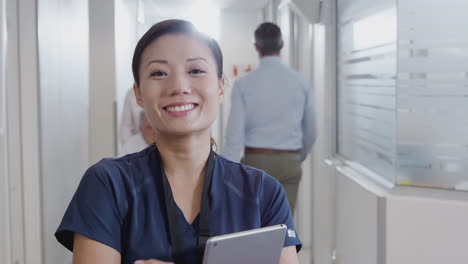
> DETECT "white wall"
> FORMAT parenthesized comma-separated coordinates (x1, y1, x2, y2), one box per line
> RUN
(89, 0, 117, 162)
(334, 163, 468, 264)
(286, 11, 315, 251)
(325, 0, 468, 263)
(6, 0, 43, 263)
(3, 1, 25, 263)
(219, 10, 261, 68)
(386, 191, 468, 264)
(38, 0, 89, 263)
(311, 2, 338, 263)
(0, 0, 10, 262)
(277, 6, 291, 66)
(335, 167, 386, 264)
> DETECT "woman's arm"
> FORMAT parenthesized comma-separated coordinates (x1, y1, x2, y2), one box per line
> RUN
(130, 247, 295, 264)
(73, 233, 121, 264)
(279, 246, 300, 264)
(73, 233, 175, 264)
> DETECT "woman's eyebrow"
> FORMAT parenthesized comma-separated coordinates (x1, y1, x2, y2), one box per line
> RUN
(146, 59, 168, 67)
(187, 57, 207, 63)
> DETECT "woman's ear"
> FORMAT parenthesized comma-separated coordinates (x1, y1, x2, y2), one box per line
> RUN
(218, 76, 225, 103)
(133, 83, 144, 108)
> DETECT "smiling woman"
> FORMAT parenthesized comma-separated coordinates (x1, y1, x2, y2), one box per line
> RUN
(133, 30, 223, 137)
(55, 19, 301, 264)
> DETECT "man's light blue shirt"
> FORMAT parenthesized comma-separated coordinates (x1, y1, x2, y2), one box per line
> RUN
(222, 56, 317, 162)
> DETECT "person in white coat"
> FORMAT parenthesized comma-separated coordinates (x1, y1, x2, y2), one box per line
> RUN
(119, 110, 154, 156)
(119, 88, 142, 148)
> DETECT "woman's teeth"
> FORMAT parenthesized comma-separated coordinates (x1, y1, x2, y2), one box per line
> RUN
(166, 104, 195, 112)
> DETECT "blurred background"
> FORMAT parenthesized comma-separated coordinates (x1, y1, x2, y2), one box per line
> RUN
(1, 0, 468, 263)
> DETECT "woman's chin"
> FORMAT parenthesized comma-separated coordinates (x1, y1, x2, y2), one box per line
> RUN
(157, 126, 211, 138)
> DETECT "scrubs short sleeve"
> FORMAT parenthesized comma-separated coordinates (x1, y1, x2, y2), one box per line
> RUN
(260, 173, 302, 252)
(55, 160, 124, 253)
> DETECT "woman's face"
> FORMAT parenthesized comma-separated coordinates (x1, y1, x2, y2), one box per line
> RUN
(134, 33, 224, 138)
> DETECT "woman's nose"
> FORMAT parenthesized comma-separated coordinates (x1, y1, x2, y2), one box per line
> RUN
(167, 73, 191, 96)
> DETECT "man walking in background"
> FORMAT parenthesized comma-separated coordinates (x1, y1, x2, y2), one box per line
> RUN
(222, 22, 317, 212)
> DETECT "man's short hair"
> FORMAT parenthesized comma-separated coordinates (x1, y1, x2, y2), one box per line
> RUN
(254, 22, 283, 56)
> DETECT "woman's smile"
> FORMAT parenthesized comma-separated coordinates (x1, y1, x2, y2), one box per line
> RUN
(163, 102, 199, 117)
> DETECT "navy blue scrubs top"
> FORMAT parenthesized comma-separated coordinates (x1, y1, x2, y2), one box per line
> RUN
(55, 145, 302, 263)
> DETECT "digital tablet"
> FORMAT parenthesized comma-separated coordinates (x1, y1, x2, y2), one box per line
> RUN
(202, 224, 287, 264)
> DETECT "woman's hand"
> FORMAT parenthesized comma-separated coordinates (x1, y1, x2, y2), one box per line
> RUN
(134, 260, 175, 264)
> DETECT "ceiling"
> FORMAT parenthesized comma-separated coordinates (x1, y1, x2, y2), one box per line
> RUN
(139, 0, 270, 39)
(148, 0, 270, 12)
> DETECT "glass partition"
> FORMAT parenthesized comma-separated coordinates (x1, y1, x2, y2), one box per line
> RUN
(396, 0, 468, 189)
(337, 0, 468, 190)
(337, 0, 397, 184)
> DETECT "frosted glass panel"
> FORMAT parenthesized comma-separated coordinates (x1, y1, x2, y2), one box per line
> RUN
(396, 0, 468, 189)
(337, 0, 397, 183)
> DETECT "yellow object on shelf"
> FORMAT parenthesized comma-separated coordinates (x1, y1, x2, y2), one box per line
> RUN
(397, 177, 413, 186)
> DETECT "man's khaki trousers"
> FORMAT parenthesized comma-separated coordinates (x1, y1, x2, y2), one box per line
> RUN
(242, 153, 302, 212)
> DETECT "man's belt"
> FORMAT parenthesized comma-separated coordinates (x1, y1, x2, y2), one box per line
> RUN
(244, 147, 299, 154)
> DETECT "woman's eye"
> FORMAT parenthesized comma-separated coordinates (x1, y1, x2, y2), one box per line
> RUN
(189, 69, 206, 74)
(150, 71, 166, 77)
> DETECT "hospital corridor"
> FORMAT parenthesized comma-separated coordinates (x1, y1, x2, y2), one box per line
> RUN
(1, 0, 468, 263)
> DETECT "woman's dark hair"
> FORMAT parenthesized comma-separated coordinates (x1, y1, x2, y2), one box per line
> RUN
(254, 22, 283, 56)
(132, 19, 223, 86)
